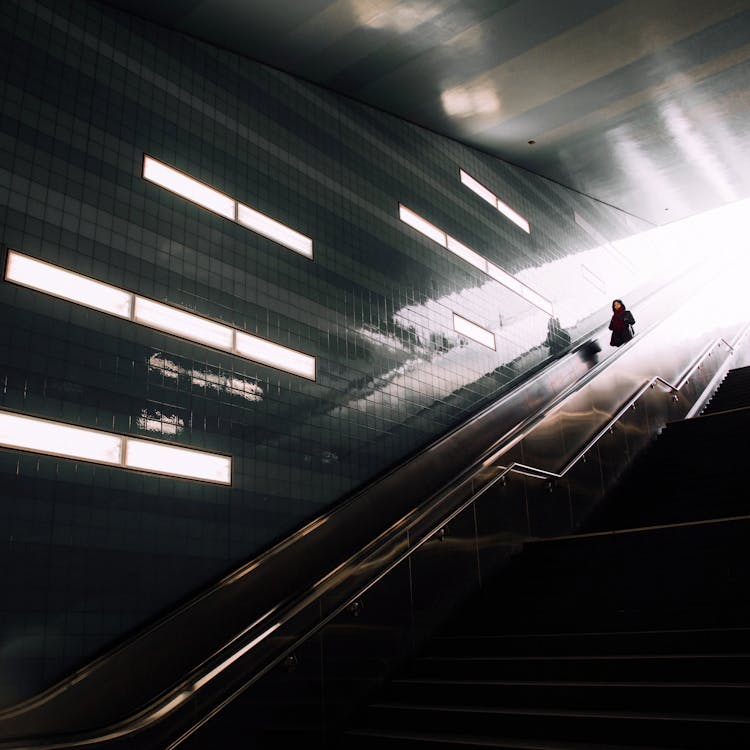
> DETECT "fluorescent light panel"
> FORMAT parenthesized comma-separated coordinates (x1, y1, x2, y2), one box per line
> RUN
(237, 203, 313, 259)
(520, 286, 553, 313)
(143, 155, 235, 220)
(486, 261, 524, 296)
(0, 411, 231, 484)
(496, 197, 531, 234)
(134, 297, 235, 351)
(6, 251, 133, 318)
(459, 170, 496, 207)
(235, 331, 316, 381)
(0, 412, 122, 465)
(446, 236, 487, 272)
(5, 251, 316, 380)
(460, 169, 530, 234)
(452, 313, 496, 350)
(486, 261, 553, 315)
(398, 210, 551, 315)
(581, 264, 606, 293)
(126, 438, 231, 484)
(143, 155, 313, 259)
(399, 204, 447, 246)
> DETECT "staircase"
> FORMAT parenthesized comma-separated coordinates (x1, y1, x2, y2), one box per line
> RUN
(700, 364, 750, 415)
(334, 367, 750, 750)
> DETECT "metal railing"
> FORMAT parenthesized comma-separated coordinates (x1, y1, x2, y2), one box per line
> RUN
(3, 315, 746, 750)
(496, 330, 748, 484)
(165, 322, 750, 749)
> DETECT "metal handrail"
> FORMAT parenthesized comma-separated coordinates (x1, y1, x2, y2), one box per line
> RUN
(165, 324, 750, 750)
(489, 328, 749, 486)
(7, 243, 706, 746)
(4, 317, 743, 749)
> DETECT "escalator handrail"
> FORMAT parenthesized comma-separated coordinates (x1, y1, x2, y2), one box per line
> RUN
(499, 325, 750, 482)
(0, 263, 718, 747)
(0, 318, 632, 748)
(0, 323, 619, 743)
(158, 321, 750, 749)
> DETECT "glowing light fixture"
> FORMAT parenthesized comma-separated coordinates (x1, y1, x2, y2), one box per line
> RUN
(460, 169, 530, 234)
(237, 203, 313, 259)
(452, 313, 496, 350)
(398, 209, 551, 314)
(0, 412, 122, 464)
(5, 251, 316, 380)
(143, 155, 235, 220)
(459, 170, 496, 207)
(143, 155, 313, 258)
(134, 298, 234, 350)
(485, 261, 525, 296)
(5, 251, 133, 318)
(0, 411, 231, 484)
(486, 262, 553, 315)
(446, 236, 487, 272)
(235, 331, 316, 381)
(399, 204, 446, 246)
(125, 438, 231, 484)
(496, 197, 531, 234)
(519, 285, 553, 313)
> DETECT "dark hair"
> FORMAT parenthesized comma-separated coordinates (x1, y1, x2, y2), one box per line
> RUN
(612, 299, 625, 311)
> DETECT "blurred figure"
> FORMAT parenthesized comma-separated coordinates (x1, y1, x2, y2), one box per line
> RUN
(544, 316, 571, 356)
(577, 339, 601, 368)
(609, 299, 635, 347)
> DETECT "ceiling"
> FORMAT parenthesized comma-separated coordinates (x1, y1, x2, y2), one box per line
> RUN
(99, 0, 750, 226)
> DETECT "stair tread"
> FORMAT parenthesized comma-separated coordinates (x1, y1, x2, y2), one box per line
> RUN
(419, 653, 750, 662)
(339, 366, 750, 748)
(435, 626, 750, 639)
(367, 702, 750, 723)
(394, 679, 750, 689)
(344, 726, 679, 749)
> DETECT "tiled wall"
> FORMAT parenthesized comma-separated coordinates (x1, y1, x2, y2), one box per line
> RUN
(0, 0, 651, 704)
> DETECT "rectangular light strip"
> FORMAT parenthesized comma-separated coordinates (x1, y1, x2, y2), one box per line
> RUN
(235, 331, 316, 381)
(143, 155, 235, 220)
(452, 313, 496, 350)
(0, 411, 231, 484)
(446, 236, 487, 273)
(133, 297, 235, 351)
(125, 438, 231, 484)
(5, 251, 316, 380)
(143, 155, 313, 259)
(398, 206, 552, 315)
(496, 197, 531, 234)
(581, 263, 607, 293)
(398, 204, 447, 246)
(519, 285, 553, 313)
(5, 252, 133, 318)
(460, 169, 530, 234)
(485, 262, 554, 315)
(575, 210, 637, 272)
(237, 203, 313, 259)
(458, 170, 496, 207)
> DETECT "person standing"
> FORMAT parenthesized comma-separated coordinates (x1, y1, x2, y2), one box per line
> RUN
(609, 299, 635, 347)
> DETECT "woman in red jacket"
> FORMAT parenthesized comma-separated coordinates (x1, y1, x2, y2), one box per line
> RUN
(609, 299, 635, 347)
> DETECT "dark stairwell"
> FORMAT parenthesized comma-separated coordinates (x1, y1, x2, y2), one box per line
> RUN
(336, 365, 750, 749)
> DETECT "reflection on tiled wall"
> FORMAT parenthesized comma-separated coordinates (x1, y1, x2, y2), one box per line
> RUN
(0, 0, 651, 704)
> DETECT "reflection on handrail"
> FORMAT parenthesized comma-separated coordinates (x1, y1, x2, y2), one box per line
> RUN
(3, 320, 742, 750)
(490, 329, 748, 487)
(178, 326, 749, 745)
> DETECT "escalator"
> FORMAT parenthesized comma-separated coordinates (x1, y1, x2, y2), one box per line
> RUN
(0, 323, 621, 750)
(337, 366, 750, 749)
(584, 364, 750, 531)
(0, 261, 745, 749)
